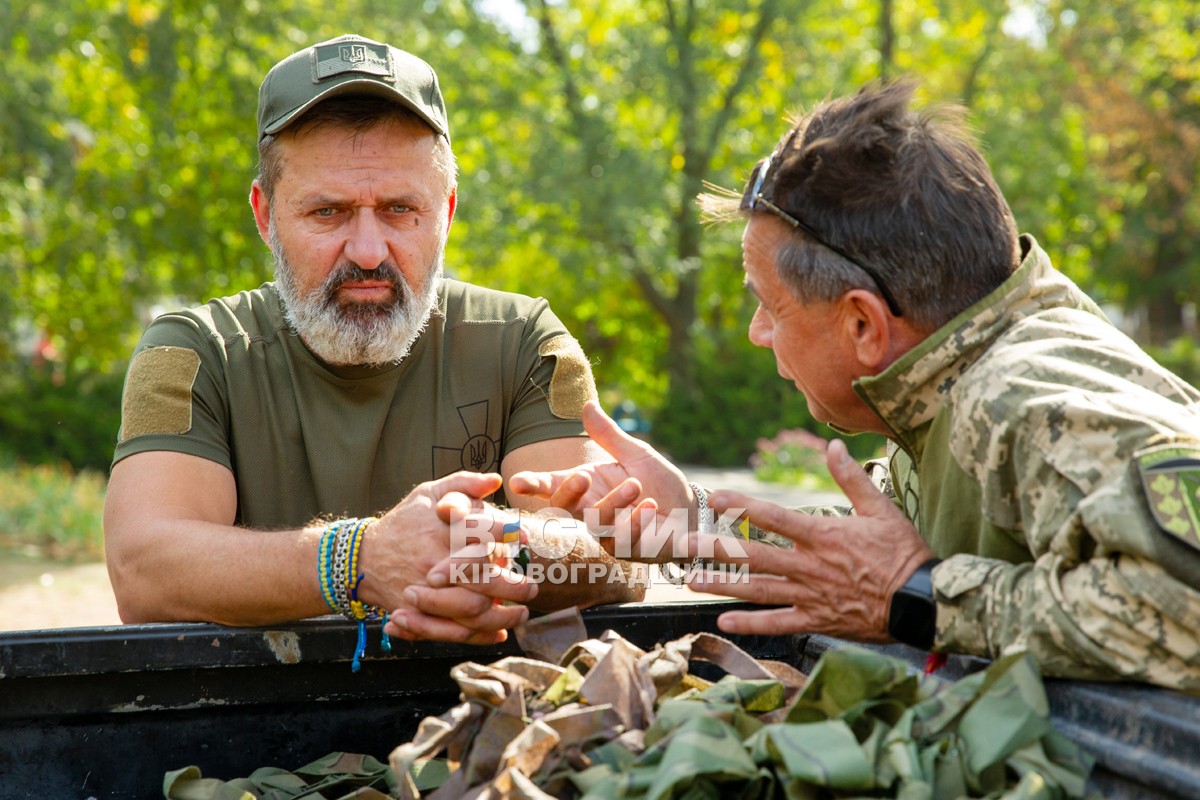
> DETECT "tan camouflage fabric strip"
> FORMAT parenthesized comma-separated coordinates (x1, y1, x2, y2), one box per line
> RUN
(161, 607, 1093, 799)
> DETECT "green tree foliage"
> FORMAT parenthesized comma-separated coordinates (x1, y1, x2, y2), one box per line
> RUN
(443, 0, 829, 461)
(1, 0, 1197, 471)
(1045, 0, 1200, 342)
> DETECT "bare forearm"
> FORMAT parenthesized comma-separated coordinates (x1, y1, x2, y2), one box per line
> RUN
(107, 518, 326, 626)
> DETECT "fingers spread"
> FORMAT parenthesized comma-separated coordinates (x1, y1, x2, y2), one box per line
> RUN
(687, 570, 792, 603)
(508, 469, 578, 500)
(507, 471, 548, 496)
(691, 535, 785, 574)
(588, 478, 644, 527)
(547, 471, 594, 511)
(601, 503, 674, 562)
(709, 491, 829, 552)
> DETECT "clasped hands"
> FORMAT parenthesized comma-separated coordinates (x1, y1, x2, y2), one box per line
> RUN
(353, 471, 535, 646)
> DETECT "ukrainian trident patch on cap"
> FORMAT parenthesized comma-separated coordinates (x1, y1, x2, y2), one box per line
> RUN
(1136, 442, 1200, 551)
(313, 40, 392, 82)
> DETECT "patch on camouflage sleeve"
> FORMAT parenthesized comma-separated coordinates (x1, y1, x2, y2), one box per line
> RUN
(119, 346, 201, 441)
(538, 334, 597, 420)
(1136, 443, 1200, 551)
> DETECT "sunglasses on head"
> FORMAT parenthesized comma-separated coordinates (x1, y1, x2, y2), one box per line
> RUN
(747, 134, 904, 317)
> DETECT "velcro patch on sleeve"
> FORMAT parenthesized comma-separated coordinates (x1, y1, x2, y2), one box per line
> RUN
(537, 334, 597, 420)
(119, 346, 202, 441)
(1136, 442, 1200, 552)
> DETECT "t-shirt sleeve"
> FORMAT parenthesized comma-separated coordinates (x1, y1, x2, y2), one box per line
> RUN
(501, 300, 597, 455)
(111, 312, 232, 471)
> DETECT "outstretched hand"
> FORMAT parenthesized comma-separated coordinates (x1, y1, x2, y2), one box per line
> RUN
(689, 439, 934, 642)
(509, 400, 691, 534)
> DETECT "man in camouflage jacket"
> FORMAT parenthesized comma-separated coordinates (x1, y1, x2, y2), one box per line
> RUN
(862, 233, 1200, 687)
(503, 79, 1200, 691)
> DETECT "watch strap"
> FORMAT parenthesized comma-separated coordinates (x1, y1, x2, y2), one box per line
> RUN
(887, 557, 942, 650)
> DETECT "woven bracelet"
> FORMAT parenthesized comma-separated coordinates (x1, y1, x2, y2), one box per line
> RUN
(317, 517, 391, 671)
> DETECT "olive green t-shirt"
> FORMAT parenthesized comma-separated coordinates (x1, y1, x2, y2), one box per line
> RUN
(113, 279, 596, 529)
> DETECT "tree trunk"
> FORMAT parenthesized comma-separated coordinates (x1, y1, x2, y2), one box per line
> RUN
(879, 0, 894, 80)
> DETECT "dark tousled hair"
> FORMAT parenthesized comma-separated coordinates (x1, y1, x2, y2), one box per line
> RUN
(700, 79, 1019, 329)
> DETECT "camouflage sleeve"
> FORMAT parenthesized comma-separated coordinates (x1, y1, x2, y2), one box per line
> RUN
(932, 552, 1200, 689)
(935, 316, 1200, 691)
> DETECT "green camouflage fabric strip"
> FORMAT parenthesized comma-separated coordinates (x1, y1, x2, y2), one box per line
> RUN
(161, 609, 1094, 798)
(851, 235, 1200, 689)
(163, 751, 396, 799)
(387, 610, 1093, 798)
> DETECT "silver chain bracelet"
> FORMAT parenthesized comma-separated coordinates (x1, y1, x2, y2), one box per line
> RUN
(660, 482, 712, 585)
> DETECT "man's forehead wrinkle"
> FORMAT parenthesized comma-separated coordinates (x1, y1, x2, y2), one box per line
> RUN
(334, 127, 372, 152)
(353, 174, 379, 194)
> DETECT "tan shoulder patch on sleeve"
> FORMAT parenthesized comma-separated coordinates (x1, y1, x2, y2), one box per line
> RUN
(537, 334, 598, 420)
(119, 346, 202, 441)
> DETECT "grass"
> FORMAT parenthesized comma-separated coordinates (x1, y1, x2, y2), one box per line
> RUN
(0, 461, 107, 562)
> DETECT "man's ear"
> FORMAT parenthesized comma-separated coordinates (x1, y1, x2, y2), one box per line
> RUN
(249, 181, 271, 245)
(445, 186, 457, 229)
(840, 289, 895, 371)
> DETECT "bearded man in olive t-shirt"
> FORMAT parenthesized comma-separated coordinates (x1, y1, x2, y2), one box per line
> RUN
(103, 35, 645, 646)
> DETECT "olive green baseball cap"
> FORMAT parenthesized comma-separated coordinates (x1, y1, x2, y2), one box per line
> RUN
(257, 34, 448, 141)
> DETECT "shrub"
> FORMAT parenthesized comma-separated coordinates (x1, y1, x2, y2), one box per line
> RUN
(0, 460, 107, 561)
(751, 427, 835, 489)
(0, 362, 124, 472)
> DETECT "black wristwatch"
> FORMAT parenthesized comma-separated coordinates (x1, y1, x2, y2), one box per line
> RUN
(887, 558, 942, 650)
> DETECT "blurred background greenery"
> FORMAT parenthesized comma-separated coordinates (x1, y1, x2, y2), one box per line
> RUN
(2, 0, 1198, 557)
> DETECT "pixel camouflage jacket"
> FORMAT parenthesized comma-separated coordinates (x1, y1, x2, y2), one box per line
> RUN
(856, 235, 1200, 690)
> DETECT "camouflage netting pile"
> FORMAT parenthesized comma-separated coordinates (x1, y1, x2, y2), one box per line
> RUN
(164, 609, 1097, 799)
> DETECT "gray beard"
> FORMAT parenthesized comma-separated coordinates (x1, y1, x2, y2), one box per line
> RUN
(269, 222, 442, 367)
